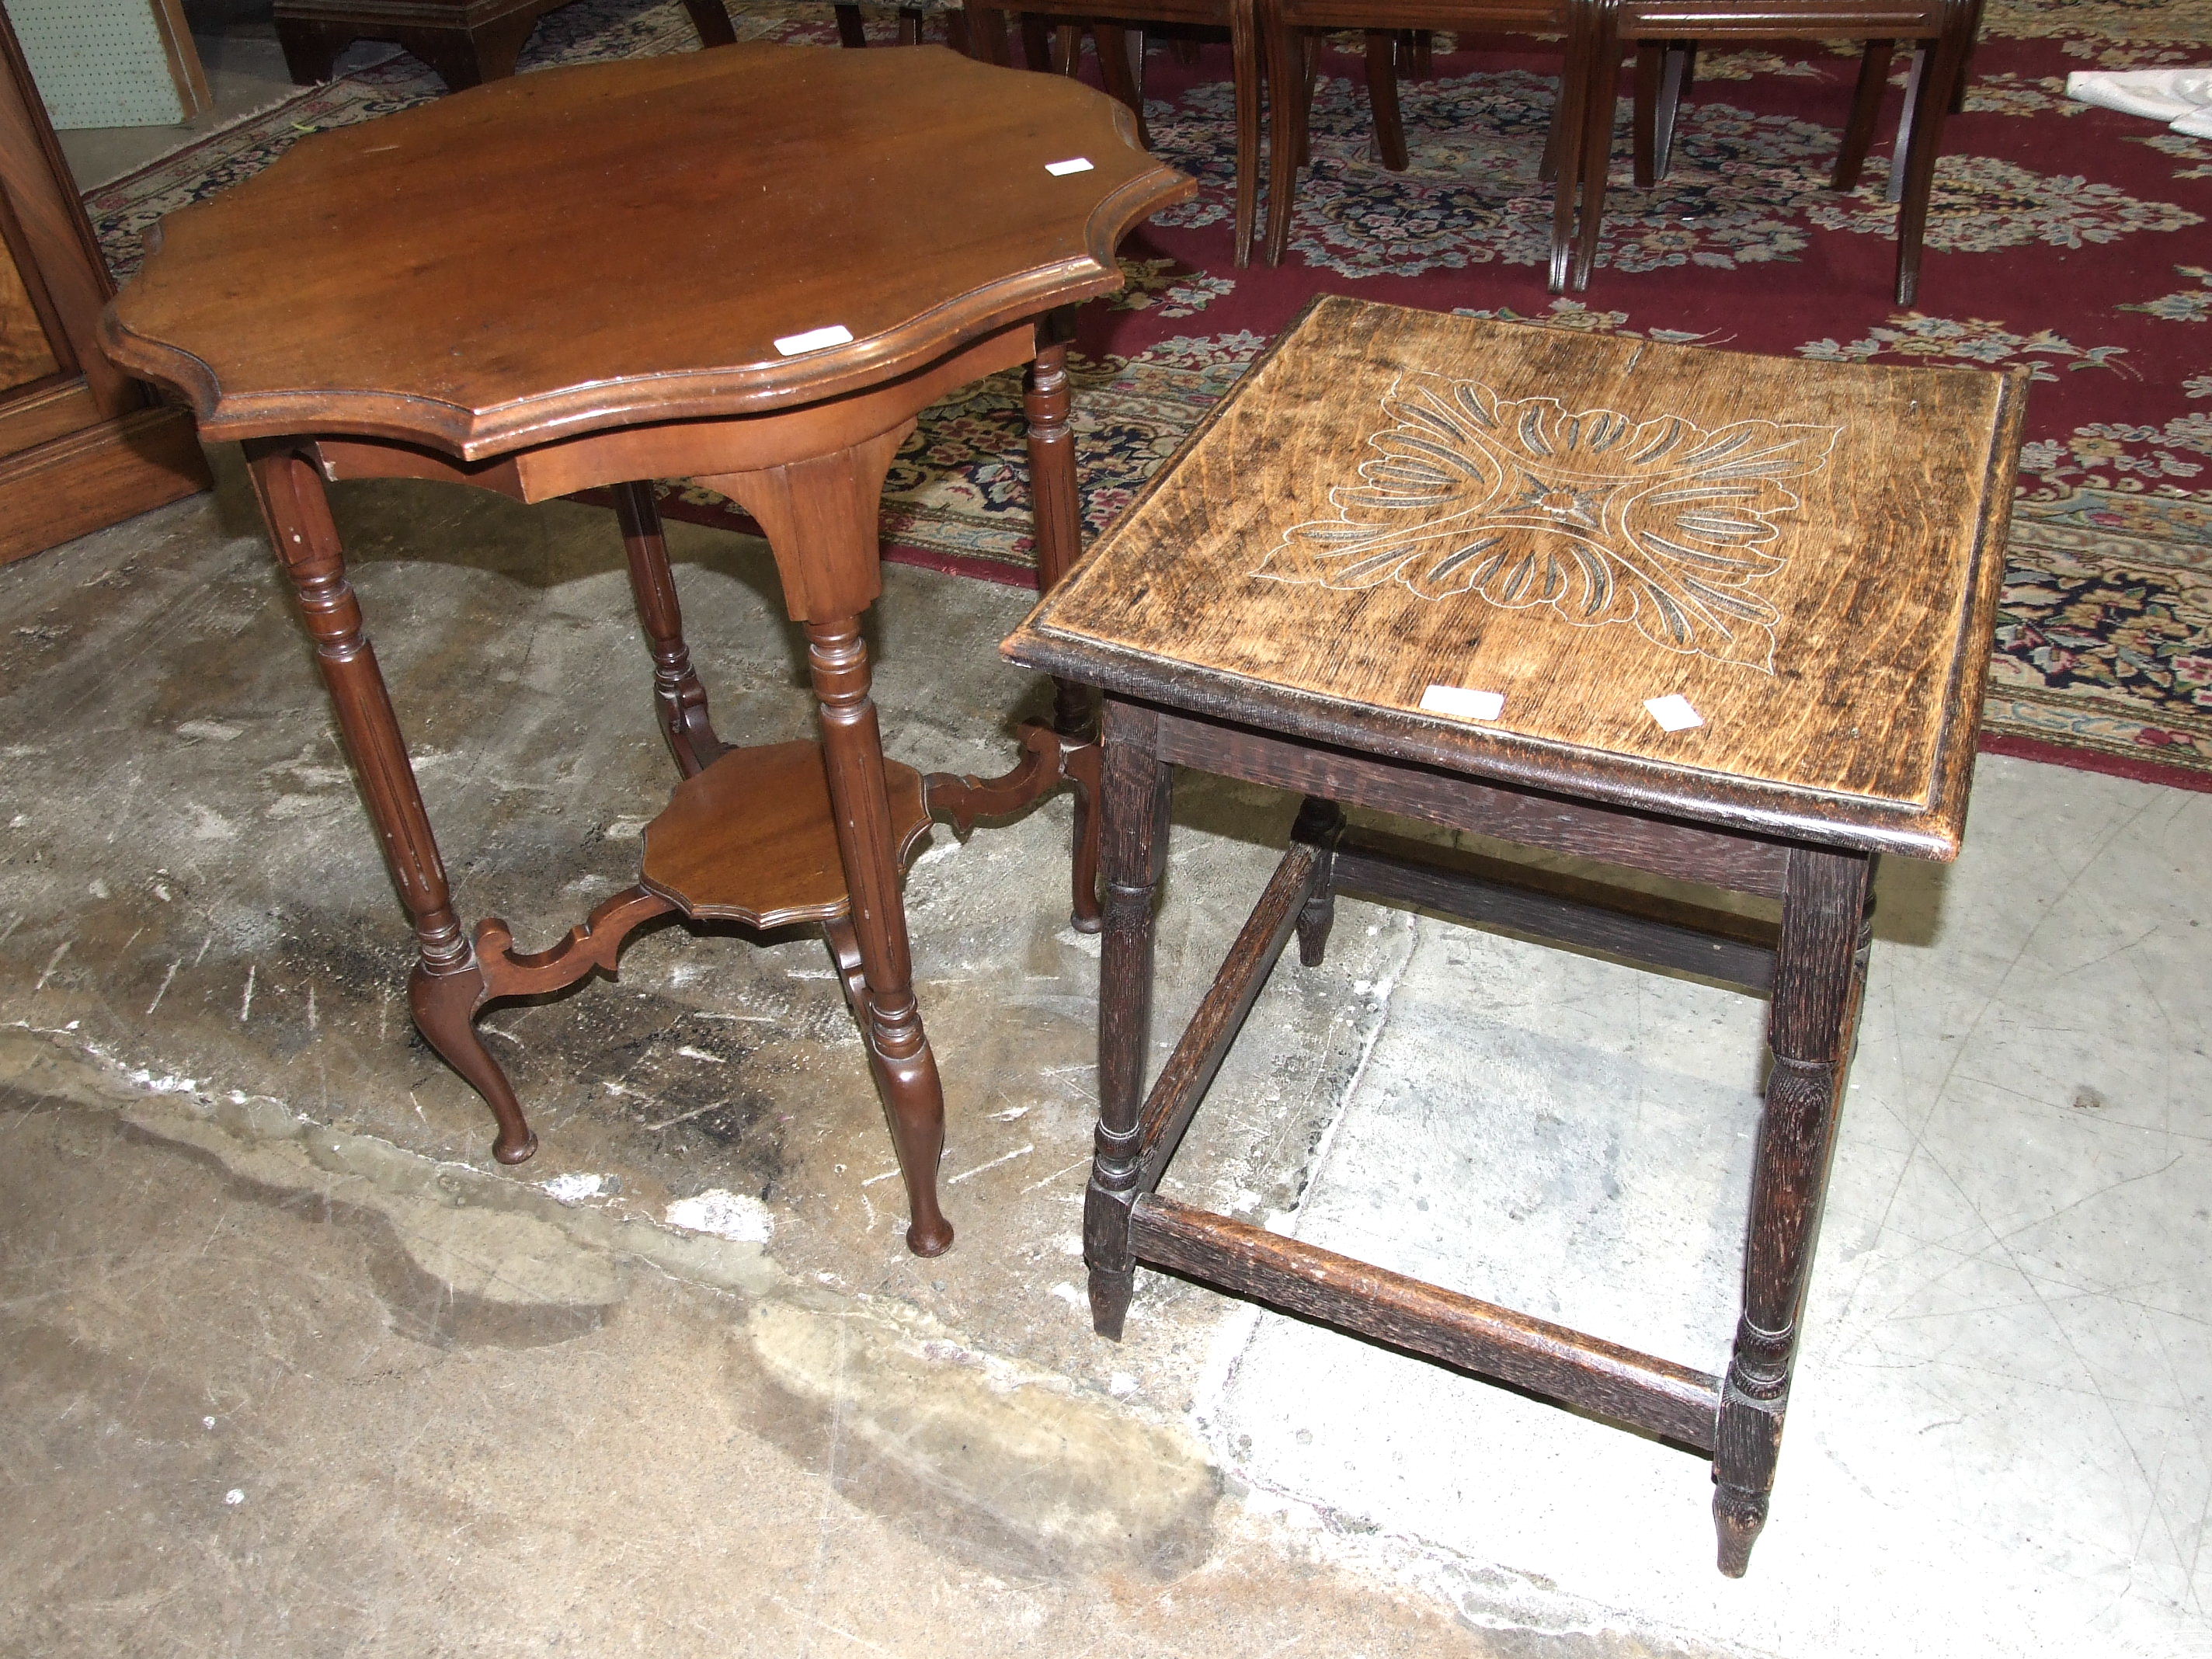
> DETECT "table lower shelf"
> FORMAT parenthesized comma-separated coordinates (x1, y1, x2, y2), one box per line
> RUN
(640, 739, 931, 928)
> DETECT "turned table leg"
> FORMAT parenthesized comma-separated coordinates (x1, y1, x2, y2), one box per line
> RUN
(1025, 313, 1105, 932)
(704, 431, 952, 1255)
(614, 480, 727, 777)
(1713, 844, 1874, 1574)
(1087, 697, 1174, 1337)
(245, 441, 536, 1165)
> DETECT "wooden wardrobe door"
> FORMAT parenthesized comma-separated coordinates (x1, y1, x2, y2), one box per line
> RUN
(0, 9, 208, 569)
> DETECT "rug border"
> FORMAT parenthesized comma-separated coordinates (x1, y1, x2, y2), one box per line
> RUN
(1975, 729, 2212, 793)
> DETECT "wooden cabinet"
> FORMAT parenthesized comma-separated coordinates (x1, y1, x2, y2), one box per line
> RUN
(0, 9, 208, 571)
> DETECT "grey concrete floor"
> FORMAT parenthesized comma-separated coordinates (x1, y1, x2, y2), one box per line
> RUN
(1, 450, 2206, 1656)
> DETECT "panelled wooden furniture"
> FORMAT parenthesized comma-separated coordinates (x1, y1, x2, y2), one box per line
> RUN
(274, 0, 742, 88)
(102, 44, 1190, 1254)
(966, 0, 1264, 264)
(0, 10, 208, 569)
(1574, 0, 1978, 302)
(1006, 296, 2025, 1573)
(1263, 0, 1598, 291)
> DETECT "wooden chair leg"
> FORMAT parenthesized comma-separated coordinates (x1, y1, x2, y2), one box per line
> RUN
(1229, 0, 1261, 266)
(1887, 44, 1925, 203)
(898, 6, 924, 43)
(1094, 23, 1149, 148)
(1019, 12, 1052, 68)
(834, 2, 868, 47)
(964, 2, 1010, 61)
(1088, 697, 1173, 1338)
(1298, 30, 1317, 166)
(1570, 7, 1619, 291)
(1892, 14, 1967, 305)
(1052, 18, 1081, 72)
(1833, 40, 1893, 191)
(1543, 0, 1594, 292)
(1633, 43, 1664, 187)
(1265, 22, 1312, 263)
(1713, 847, 1873, 1575)
(1653, 40, 1692, 177)
(1364, 30, 1410, 171)
(945, 8, 970, 52)
(1948, 0, 1980, 111)
(679, 0, 738, 47)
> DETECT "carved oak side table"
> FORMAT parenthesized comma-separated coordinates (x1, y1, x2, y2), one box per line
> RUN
(1006, 296, 2025, 1571)
(101, 43, 1190, 1256)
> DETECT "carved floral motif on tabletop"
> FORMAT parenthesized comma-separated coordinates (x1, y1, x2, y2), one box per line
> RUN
(1257, 373, 1841, 670)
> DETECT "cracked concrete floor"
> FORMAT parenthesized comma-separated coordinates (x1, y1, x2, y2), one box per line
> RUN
(2, 451, 2208, 1657)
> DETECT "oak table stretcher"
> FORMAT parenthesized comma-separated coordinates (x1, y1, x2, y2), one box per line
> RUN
(101, 43, 1191, 1257)
(1004, 295, 2026, 1572)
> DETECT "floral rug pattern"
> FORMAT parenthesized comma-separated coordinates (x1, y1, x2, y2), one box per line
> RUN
(83, 0, 2212, 785)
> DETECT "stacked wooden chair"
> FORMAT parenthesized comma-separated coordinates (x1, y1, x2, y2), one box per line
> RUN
(1570, 0, 1979, 302)
(965, 1, 1268, 263)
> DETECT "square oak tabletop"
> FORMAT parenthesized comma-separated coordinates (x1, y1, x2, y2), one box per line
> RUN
(1006, 297, 2029, 859)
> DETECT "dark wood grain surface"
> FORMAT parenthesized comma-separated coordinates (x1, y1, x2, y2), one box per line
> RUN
(1007, 295, 2027, 857)
(100, 43, 1191, 458)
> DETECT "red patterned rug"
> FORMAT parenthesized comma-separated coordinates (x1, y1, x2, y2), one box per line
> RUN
(85, 0, 2212, 788)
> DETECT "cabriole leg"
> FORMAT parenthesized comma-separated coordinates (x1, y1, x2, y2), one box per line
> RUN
(1088, 697, 1173, 1338)
(245, 441, 535, 1165)
(1713, 844, 1875, 1574)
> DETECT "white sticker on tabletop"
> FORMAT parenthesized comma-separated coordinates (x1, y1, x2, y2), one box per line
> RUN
(773, 324, 854, 357)
(1643, 694, 1706, 732)
(1419, 684, 1505, 722)
(1045, 157, 1095, 176)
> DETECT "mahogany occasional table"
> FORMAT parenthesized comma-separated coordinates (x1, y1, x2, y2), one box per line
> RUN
(100, 43, 1190, 1256)
(1005, 296, 2025, 1572)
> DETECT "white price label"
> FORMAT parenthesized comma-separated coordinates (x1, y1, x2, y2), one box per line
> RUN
(1419, 684, 1506, 722)
(773, 324, 855, 356)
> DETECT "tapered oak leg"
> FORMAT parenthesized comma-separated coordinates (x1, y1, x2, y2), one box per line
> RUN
(1713, 845, 1873, 1575)
(808, 617, 953, 1255)
(614, 480, 726, 778)
(834, 3, 868, 47)
(1088, 698, 1173, 1338)
(245, 442, 534, 1165)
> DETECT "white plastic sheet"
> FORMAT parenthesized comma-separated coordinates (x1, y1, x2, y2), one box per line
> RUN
(2064, 69, 2212, 137)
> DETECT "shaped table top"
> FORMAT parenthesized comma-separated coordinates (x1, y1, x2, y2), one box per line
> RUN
(1006, 297, 2029, 859)
(100, 43, 1191, 459)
